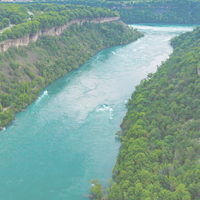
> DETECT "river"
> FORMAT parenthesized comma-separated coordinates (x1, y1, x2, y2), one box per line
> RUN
(0, 24, 193, 200)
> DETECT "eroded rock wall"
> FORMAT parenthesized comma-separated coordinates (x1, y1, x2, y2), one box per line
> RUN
(0, 17, 120, 53)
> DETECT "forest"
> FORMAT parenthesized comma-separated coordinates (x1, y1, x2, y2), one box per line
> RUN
(114, 0, 200, 24)
(0, 4, 29, 30)
(90, 24, 200, 200)
(2, 1, 200, 200)
(0, 3, 119, 42)
(30, 0, 200, 24)
(0, 6, 142, 127)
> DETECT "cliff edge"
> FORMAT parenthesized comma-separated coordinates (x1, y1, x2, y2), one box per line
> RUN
(0, 17, 120, 53)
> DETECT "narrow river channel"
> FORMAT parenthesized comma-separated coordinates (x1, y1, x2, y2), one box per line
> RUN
(0, 24, 193, 200)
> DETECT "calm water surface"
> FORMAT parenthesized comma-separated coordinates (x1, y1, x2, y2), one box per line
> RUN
(0, 24, 193, 200)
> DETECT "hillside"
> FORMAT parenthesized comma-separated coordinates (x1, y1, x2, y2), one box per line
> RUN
(0, 4, 143, 128)
(0, 4, 119, 42)
(90, 25, 200, 200)
(40, 0, 200, 24)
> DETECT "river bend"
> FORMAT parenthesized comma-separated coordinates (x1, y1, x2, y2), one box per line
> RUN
(0, 24, 193, 200)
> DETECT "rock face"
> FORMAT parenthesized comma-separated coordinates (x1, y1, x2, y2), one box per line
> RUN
(197, 67, 200, 77)
(0, 17, 120, 53)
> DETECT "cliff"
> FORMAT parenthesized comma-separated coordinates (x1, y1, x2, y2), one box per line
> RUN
(0, 17, 120, 53)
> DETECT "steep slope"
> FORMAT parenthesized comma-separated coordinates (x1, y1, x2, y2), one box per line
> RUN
(52, 0, 200, 24)
(0, 21, 143, 127)
(0, 17, 120, 52)
(103, 27, 200, 200)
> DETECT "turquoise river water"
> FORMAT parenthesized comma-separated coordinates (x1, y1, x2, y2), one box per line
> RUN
(0, 24, 194, 200)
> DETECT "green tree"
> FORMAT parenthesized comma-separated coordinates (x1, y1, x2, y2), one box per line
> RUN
(90, 179, 103, 200)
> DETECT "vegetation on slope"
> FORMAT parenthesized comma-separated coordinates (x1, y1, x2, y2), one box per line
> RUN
(0, 21, 142, 127)
(0, 3, 119, 42)
(114, 1, 200, 24)
(32, 0, 200, 24)
(91, 26, 200, 200)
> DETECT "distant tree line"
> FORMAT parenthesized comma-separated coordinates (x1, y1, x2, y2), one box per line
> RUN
(31, 0, 200, 24)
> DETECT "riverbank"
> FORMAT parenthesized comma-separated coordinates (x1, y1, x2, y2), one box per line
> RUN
(0, 24, 192, 200)
(0, 20, 143, 128)
(101, 25, 200, 200)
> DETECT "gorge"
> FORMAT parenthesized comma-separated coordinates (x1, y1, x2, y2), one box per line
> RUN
(0, 18, 142, 128)
(0, 24, 193, 200)
(1, 1, 200, 199)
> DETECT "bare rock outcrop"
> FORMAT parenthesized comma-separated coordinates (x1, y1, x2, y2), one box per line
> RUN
(197, 67, 200, 77)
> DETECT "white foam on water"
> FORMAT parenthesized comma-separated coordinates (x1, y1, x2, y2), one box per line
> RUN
(36, 91, 48, 103)
(2, 127, 6, 131)
(139, 45, 146, 49)
(124, 100, 128, 104)
(96, 105, 114, 120)
(97, 105, 113, 112)
(43, 91, 48, 95)
(112, 51, 116, 55)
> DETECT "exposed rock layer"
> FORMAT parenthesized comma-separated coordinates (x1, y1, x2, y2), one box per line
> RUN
(0, 17, 120, 53)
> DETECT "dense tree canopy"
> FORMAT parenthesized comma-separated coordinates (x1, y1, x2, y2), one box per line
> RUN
(0, 3, 119, 42)
(90, 26, 200, 200)
(40, 0, 200, 24)
(0, 4, 29, 30)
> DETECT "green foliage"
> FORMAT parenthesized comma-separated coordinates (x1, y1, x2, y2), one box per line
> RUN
(0, 21, 142, 129)
(105, 27, 200, 200)
(90, 179, 103, 200)
(10, 61, 20, 70)
(2, 18, 9, 27)
(0, 4, 29, 31)
(55, 0, 200, 24)
(0, 3, 119, 42)
(116, 1, 200, 24)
